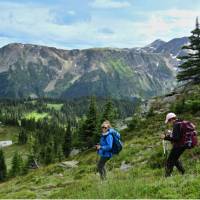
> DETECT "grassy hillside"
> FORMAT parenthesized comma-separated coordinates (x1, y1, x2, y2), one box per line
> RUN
(0, 86, 200, 198)
(24, 112, 49, 121)
(0, 125, 29, 169)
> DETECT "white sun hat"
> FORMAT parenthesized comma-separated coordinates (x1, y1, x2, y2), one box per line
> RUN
(165, 113, 176, 124)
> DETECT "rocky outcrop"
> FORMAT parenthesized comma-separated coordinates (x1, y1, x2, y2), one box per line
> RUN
(0, 37, 187, 100)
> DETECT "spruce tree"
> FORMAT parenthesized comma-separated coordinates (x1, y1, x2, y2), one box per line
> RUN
(63, 122, 72, 157)
(10, 152, 23, 177)
(0, 149, 7, 181)
(44, 143, 54, 165)
(76, 117, 86, 147)
(57, 145, 64, 162)
(18, 128, 28, 144)
(177, 17, 200, 84)
(101, 100, 117, 125)
(81, 97, 99, 148)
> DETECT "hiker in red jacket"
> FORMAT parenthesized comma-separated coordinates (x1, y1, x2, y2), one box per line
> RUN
(161, 113, 186, 177)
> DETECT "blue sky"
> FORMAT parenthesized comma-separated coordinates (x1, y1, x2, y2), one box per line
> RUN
(0, 0, 199, 49)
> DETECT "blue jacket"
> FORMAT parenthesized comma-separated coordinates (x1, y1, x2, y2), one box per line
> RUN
(98, 128, 114, 158)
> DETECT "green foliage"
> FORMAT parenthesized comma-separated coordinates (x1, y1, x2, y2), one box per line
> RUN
(106, 59, 133, 77)
(148, 146, 165, 169)
(10, 152, 24, 177)
(0, 109, 200, 198)
(78, 97, 99, 148)
(25, 112, 49, 121)
(63, 122, 72, 157)
(101, 100, 118, 126)
(171, 98, 200, 114)
(31, 121, 66, 165)
(147, 106, 155, 117)
(44, 143, 55, 165)
(18, 128, 28, 144)
(46, 103, 63, 111)
(0, 149, 7, 181)
(22, 154, 35, 175)
(127, 115, 142, 131)
(185, 100, 200, 113)
(1, 83, 200, 198)
(170, 98, 186, 114)
(177, 18, 200, 84)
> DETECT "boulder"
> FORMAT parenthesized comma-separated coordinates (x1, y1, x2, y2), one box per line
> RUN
(70, 149, 80, 157)
(58, 160, 79, 169)
(120, 161, 132, 171)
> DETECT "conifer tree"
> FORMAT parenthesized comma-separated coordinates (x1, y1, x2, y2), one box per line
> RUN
(18, 128, 28, 144)
(57, 145, 64, 162)
(177, 17, 200, 84)
(76, 117, 86, 147)
(81, 97, 99, 148)
(0, 149, 7, 181)
(63, 121, 72, 157)
(101, 100, 117, 125)
(44, 143, 54, 165)
(10, 152, 23, 177)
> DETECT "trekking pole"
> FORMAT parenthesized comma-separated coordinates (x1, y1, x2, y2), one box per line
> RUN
(162, 139, 167, 156)
(75, 146, 97, 160)
(162, 130, 172, 156)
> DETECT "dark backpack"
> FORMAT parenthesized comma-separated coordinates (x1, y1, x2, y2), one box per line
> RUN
(178, 121, 198, 148)
(108, 128, 123, 154)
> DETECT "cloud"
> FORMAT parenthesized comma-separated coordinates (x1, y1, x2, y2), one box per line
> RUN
(98, 28, 114, 34)
(0, 1, 199, 49)
(90, 0, 131, 9)
(139, 9, 200, 41)
(67, 10, 76, 15)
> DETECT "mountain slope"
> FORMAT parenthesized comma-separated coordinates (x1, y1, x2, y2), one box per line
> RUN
(0, 84, 200, 198)
(0, 41, 180, 100)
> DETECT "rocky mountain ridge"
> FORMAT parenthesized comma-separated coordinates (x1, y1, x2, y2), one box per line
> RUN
(0, 37, 189, 99)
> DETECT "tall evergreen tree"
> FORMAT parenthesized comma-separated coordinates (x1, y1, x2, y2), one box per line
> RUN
(76, 117, 86, 147)
(63, 121, 72, 157)
(177, 17, 200, 84)
(10, 152, 23, 177)
(44, 143, 54, 165)
(81, 97, 99, 148)
(22, 154, 34, 175)
(57, 145, 64, 162)
(101, 100, 117, 125)
(18, 128, 28, 144)
(0, 149, 7, 181)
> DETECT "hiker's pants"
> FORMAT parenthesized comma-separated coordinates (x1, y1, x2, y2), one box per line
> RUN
(165, 146, 186, 177)
(97, 157, 110, 180)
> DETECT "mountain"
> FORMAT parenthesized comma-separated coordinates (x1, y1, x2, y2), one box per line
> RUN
(0, 38, 187, 100)
(145, 39, 166, 50)
(143, 37, 189, 58)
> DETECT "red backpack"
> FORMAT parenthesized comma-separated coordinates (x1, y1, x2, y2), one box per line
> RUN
(178, 121, 198, 148)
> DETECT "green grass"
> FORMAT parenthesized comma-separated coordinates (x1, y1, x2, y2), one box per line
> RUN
(0, 112, 200, 198)
(24, 111, 49, 121)
(106, 59, 134, 77)
(0, 126, 19, 142)
(46, 104, 63, 111)
(1, 85, 200, 198)
(0, 125, 29, 169)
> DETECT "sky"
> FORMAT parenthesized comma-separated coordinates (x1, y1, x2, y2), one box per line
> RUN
(0, 0, 200, 49)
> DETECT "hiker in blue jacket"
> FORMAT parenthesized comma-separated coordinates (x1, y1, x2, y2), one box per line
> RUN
(96, 121, 113, 180)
